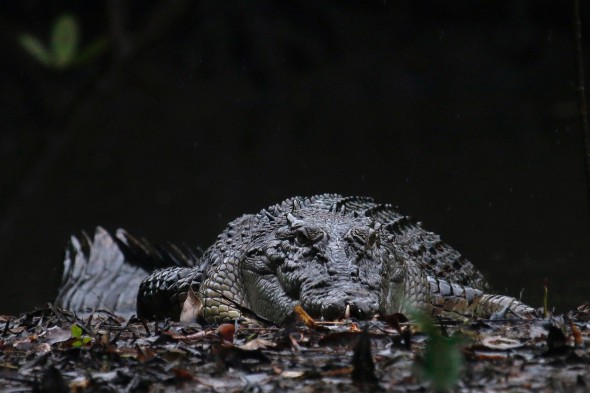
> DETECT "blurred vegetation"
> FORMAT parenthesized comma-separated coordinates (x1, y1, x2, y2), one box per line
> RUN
(411, 310, 468, 393)
(70, 324, 92, 348)
(18, 13, 108, 70)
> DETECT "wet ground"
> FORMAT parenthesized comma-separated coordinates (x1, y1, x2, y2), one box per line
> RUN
(1, 305, 590, 392)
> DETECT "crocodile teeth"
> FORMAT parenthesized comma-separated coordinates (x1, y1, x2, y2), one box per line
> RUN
(344, 304, 351, 319)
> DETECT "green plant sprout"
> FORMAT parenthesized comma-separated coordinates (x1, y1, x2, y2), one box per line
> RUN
(70, 324, 92, 348)
(410, 309, 468, 393)
(19, 14, 108, 69)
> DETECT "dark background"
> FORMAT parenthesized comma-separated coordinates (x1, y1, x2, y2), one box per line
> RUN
(1, 1, 589, 315)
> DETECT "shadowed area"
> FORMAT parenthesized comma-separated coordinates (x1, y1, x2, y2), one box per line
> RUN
(1, 1, 590, 315)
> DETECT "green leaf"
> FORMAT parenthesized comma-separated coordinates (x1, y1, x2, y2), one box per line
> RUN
(71, 324, 83, 338)
(18, 34, 52, 66)
(51, 14, 79, 68)
(409, 309, 466, 393)
(70, 324, 92, 347)
(422, 334, 464, 392)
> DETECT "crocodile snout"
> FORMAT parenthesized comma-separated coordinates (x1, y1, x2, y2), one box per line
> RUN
(318, 296, 379, 321)
(346, 299, 379, 319)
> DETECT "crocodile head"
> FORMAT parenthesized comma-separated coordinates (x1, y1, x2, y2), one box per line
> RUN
(231, 209, 399, 324)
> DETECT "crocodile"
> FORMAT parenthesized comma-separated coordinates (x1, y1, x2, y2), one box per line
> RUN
(55, 194, 536, 324)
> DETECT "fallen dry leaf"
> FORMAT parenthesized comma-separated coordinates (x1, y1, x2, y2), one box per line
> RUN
(569, 320, 584, 348)
(45, 326, 71, 345)
(239, 338, 275, 350)
(172, 367, 194, 381)
(293, 305, 315, 328)
(378, 312, 408, 334)
(281, 370, 305, 378)
(136, 344, 157, 362)
(180, 287, 202, 325)
(480, 336, 524, 350)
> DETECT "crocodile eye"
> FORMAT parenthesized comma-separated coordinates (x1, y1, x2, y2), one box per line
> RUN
(346, 227, 379, 249)
(295, 231, 310, 246)
(294, 227, 323, 246)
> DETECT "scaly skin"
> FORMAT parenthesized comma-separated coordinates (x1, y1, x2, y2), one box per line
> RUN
(132, 195, 536, 324)
(381, 253, 535, 318)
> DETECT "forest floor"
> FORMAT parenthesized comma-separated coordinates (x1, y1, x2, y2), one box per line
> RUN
(1, 305, 590, 392)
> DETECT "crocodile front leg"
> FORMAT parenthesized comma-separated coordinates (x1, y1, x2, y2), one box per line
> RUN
(199, 252, 299, 325)
(421, 275, 536, 318)
(383, 256, 536, 319)
(137, 266, 198, 319)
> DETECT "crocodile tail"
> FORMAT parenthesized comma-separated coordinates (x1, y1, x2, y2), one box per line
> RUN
(55, 227, 200, 316)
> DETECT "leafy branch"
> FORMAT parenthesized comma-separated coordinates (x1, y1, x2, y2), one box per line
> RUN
(411, 310, 468, 393)
(18, 14, 108, 69)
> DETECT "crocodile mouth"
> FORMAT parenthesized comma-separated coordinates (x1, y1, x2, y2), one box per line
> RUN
(300, 289, 380, 321)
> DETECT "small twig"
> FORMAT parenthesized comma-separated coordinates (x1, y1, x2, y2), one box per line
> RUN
(2, 320, 10, 336)
(109, 315, 137, 345)
(84, 313, 94, 333)
(48, 303, 73, 324)
(543, 278, 549, 318)
(138, 317, 151, 336)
